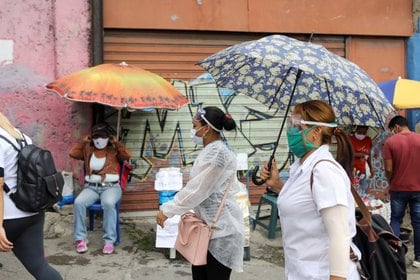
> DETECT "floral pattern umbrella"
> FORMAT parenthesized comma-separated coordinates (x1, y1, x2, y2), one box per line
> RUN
(198, 34, 394, 128)
(198, 34, 395, 184)
(46, 62, 189, 138)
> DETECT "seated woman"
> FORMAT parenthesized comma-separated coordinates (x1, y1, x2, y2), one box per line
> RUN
(69, 123, 131, 254)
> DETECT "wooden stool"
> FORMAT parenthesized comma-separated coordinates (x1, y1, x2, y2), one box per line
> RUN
(252, 193, 281, 239)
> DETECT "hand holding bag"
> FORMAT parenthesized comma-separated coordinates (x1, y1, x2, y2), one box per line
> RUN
(175, 179, 232, 266)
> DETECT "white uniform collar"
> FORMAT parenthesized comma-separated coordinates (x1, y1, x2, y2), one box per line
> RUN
(291, 145, 332, 173)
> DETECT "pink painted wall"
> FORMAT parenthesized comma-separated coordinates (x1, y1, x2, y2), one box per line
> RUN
(0, 0, 92, 173)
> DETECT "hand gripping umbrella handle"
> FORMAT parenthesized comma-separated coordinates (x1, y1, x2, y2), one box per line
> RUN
(251, 155, 274, 185)
(251, 152, 293, 186)
(251, 166, 266, 185)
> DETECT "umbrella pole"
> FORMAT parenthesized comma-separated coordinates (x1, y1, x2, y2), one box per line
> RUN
(116, 109, 121, 140)
(252, 69, 302, 185)
(365, 95, 386, 130)
(268, 68, 292, 111)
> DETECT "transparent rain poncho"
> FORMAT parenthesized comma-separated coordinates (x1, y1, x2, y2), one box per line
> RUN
(161, 140, 245, 271)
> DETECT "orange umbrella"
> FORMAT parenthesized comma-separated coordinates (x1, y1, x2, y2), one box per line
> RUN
(46, 62, 189, 138)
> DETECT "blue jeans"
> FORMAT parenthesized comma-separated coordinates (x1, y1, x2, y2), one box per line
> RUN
(390, 191, 420, 258)
(74, 183, 122, 244)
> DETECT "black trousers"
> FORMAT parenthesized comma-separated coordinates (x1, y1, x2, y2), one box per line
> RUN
(191, 252, 232, 280)
(3, 212, 62, 280)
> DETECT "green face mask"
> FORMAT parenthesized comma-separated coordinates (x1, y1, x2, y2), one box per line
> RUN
(286, 127, 319, 158)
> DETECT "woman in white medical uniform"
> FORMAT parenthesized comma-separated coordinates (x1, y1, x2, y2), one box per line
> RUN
(261, 100, 360, 280)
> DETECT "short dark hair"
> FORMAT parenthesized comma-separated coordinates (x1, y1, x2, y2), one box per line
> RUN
(388, 115, 408, 129)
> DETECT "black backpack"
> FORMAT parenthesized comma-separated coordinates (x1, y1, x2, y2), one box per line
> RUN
(353, 210, 407, 280)
(0, 134, 64, 212)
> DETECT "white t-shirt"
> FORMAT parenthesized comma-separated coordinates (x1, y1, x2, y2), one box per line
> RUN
(0, 127, 37, 219)
(278, 145, 359, 280)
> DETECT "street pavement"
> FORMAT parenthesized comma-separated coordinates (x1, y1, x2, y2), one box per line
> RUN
(0, 209, 282, 280)
(1, 207, 419, 279)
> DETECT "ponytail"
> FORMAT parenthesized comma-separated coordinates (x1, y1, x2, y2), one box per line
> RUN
(334, 128, 354, 181)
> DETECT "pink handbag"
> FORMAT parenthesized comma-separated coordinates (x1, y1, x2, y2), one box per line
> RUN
(175, 179, 232, 265)
(175, 212, 212, 265)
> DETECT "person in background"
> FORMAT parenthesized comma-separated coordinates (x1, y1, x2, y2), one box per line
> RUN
(261, 100, 360, 279)
(69, 123, 131, 255)
(156, 106, 244, 280)
(0, 112, 62, 279)
(349, 125, 374, 196)
(382, 115, 420, 268)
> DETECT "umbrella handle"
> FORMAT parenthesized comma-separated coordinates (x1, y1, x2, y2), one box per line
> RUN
(251, 152, 293, 186)
(251, 156, 274, 185)
(251, 165, 266, 185)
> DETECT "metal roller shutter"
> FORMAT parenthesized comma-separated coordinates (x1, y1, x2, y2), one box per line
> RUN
(104, 30, 345, 81)
(104, 30, 345, 211)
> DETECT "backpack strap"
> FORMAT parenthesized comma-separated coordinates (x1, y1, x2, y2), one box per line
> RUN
(3, 182, 11, 193)
(17, 131, 27, 149)
(310, 159, 371, 224)
(0, 132, 27, 194)
(0, 130, 27, 151)
(0, 135, 20, 152)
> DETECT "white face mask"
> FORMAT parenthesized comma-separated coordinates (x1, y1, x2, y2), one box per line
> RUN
(93, 137, 109, 149)
(190, 127, 205, 145)
(355, 133, 366, 140)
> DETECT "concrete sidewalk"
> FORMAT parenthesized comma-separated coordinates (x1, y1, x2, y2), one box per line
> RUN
(1, 208, 420, 279)
(0, 210, 283, 280)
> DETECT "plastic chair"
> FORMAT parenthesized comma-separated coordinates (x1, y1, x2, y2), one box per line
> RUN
(252, 193, 281, 239)
(87, 161, 132, 246)
(56, 195, 76, 209)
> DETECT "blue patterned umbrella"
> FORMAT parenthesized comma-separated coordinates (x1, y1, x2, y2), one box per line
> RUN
(198, 34, 394, 128)
(198, 34, 395, 184)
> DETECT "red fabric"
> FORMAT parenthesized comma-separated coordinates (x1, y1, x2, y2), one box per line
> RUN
(349, 135, 372, 173)
(120, 161, 133, 190)
(382, 132, 420, 191)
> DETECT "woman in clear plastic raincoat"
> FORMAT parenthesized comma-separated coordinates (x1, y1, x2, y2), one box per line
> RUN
(156, 106, 244, 280)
